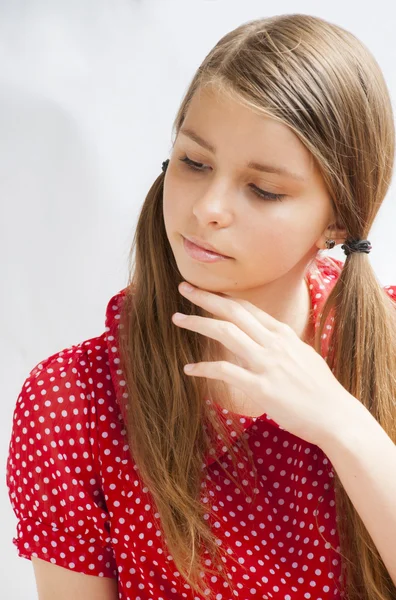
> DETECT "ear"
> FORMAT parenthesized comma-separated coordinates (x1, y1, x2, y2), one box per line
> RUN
(323, 221, 349, 248)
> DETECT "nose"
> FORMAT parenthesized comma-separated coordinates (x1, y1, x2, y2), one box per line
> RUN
(192, 181, 235, 223)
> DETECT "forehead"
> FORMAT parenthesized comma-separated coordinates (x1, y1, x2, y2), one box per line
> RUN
(179, 85, 317, 180)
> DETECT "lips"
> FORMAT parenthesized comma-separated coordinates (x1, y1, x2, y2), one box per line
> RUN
(183, 235, 229, 257)
(183, 236, 230, 262)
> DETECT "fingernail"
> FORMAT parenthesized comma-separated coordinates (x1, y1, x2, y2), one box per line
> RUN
(180, 282, 194, 293)
(173, 312, 187, 320)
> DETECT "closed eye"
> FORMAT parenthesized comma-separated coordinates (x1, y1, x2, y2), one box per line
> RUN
(178, 155, 286, 202)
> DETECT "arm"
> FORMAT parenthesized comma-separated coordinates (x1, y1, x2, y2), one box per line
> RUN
(320, 397, 396, 586)
(32, 557, 119, 600)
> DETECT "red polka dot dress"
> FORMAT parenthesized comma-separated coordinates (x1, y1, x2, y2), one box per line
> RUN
(6, 255, 396, 600)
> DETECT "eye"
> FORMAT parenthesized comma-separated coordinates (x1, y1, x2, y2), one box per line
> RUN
(178, 155, 286, 202)
(179, 155, 206, 171)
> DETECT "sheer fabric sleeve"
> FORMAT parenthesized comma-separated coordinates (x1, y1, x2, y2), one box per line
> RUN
(6, 343, 118, 579)
(384, 284, 396, 301)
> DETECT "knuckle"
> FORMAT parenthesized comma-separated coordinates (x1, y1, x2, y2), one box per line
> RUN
(278, 321, 292, 336)
(227, 322, 241, 339)
(228, 302, 244, 320)
(219, 360, 229, 372)
(219, 320, 232, 335)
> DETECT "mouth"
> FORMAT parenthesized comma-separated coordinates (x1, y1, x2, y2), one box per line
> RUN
(182, 236, 232, 262)
(183, 235, 231, 258)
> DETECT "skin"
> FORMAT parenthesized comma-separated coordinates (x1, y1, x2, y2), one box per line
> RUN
(163, 84, 347, 359)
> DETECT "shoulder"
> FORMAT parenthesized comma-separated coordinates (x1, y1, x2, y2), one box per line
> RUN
(383, 284, 396, 301)
(12, 333, 113, 433)
(314, 254, 396, 301)
(6, 334, 120, 577)
(314, 254, 344, 280)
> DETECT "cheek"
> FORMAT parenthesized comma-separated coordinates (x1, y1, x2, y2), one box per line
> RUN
(163, 176, 198, 243)
(162, 186, 179, 232)
(242, 211, 300, 254)
(163, 176, 186, 218)
(239, 210, 311, 275)
(162, 182, 191, 249)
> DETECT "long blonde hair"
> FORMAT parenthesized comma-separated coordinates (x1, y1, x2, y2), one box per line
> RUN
(117, 14, 396, 599)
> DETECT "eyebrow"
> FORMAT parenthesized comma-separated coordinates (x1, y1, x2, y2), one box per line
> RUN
(179, 127, 307, 182)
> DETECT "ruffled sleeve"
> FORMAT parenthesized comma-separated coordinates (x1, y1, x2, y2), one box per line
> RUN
(6, 343, 118, 579)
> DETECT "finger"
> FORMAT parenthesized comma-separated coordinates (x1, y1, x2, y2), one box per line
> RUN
(182, 359, 264, 412)
(220, 294, 295, 339)
(179, 284, 281, 348)
(226, 295, 290, 334)
(173, 314, 267, 373)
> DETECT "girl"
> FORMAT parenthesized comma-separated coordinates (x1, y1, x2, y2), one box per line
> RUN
(6, 13, 396, 600)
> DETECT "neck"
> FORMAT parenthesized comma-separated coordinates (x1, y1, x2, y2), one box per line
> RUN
(219, 272, 315, 371)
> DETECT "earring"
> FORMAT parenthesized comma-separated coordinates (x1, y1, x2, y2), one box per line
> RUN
(325, 239, 335, 249)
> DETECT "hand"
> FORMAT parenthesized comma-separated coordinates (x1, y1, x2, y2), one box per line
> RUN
(171, 280, 360, 448)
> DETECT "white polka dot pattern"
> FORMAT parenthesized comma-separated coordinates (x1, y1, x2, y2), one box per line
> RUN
(6, 255, 396, 599)
(6, 342, 118, 578)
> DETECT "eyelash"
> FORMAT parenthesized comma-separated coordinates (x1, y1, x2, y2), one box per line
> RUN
(178, 155, 286, 202)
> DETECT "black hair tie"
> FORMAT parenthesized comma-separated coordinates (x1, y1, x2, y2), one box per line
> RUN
(341, 239, 372, 256)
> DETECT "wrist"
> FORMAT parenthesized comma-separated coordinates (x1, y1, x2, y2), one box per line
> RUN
(319, 393, 374, 454)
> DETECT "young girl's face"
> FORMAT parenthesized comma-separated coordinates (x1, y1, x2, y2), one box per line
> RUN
(163, 84, 337, 299)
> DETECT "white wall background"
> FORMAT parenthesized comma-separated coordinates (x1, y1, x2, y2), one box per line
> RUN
(1, 1, 395, 597)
